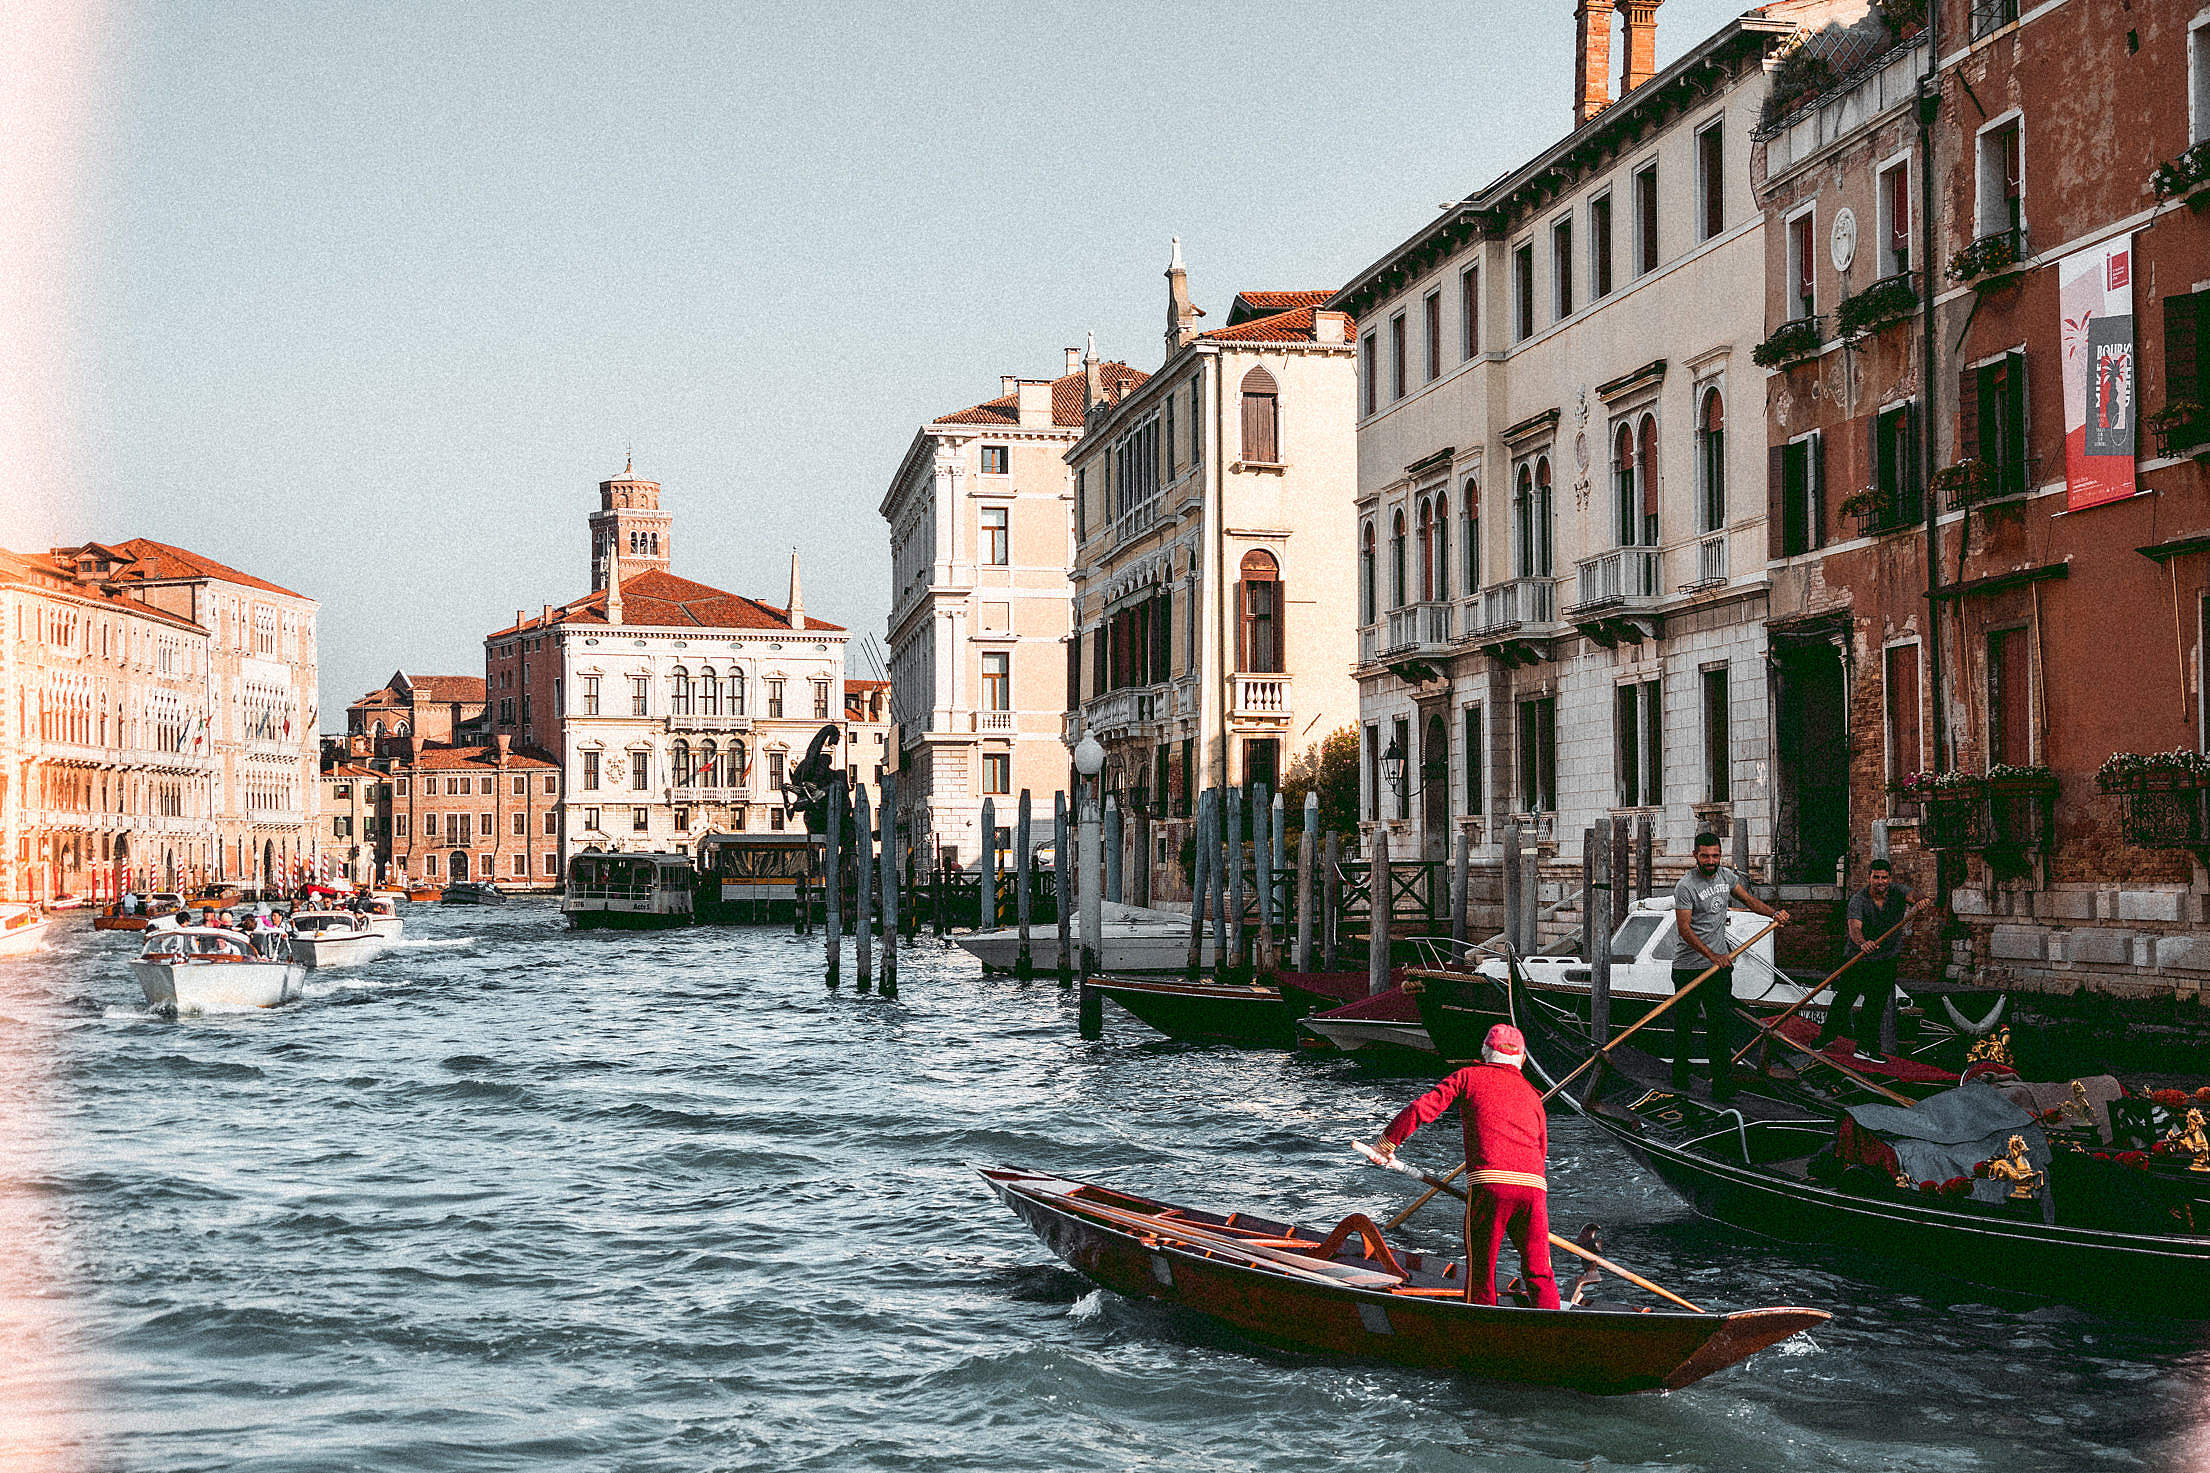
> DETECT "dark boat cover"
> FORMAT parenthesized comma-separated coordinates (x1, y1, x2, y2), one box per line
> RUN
(1845, 1082, 2047, 1201)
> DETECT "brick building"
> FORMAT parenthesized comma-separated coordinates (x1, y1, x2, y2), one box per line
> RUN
(378, 737, 562, 889)
(347, 671, 487, 749)
(1753, 0, 2210, 990)
(317, 757, 387, 886)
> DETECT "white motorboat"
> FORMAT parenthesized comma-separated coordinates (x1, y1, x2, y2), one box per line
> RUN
(358, 895, 405, 942)
(0, 903, 54, 958)
(130, 927, 306, 1012)
(287, 910, 391, 968)
(955, 901, 1218, 974)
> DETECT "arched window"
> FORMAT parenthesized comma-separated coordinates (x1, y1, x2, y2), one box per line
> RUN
(699, 740, 719, 788)
(699, 666, 719, 715)
(1535, 457, 1554, 575)
(1433, 492, 1450, 601)
(1636, 414, 1659, 547)
(1390, 510, 1407, 608)
(672, 740, 693, 787)
(1239, 549, 1283, 673)
(1462, 477, 1480, 595)
(670, 666, 692, 716)
(1416, 497, 1434, 601)
(1359, 521, 1377, 625)
(1614, 423, 1639, 548)
(729, 741, 748, 787)
(1240, 367, 1279, 463)
(728, 670, 746, 716)
(1513, 464, 1536, 578)
(1698, 387, 1727, 532)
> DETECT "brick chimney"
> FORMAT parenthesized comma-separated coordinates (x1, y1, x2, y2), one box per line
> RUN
(1000, 375, 1019, 397)
(1313, 310, 1349, 345)
(1064, 346, 1081, 375)
(1083, 331, 1104, 412)
(1015, 379, 1053, 426)
(494, 733, 511, 766)
(1622, 0, 1662, 95)
(1575, 0, 1616, 125)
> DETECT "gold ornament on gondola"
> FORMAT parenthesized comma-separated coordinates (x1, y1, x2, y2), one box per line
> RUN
(2063, 1080, 2096, 1129)
(2163, 1108, 2210, 1173)
(1986, 1134, 2043, 1200)
(1963, 1027, 2015, 1071)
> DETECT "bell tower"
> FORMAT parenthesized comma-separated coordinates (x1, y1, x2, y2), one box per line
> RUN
(588, 456, 673, 590)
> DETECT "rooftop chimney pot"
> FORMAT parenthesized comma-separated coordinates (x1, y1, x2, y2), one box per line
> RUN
(1621, 0, 1662, 94)
(1574, 0, 1617, 126)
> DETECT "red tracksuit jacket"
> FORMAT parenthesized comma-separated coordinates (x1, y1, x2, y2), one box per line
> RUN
(1381, 1062, 1549, 1191)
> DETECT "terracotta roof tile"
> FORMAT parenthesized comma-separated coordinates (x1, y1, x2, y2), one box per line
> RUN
(934, 363, 1149, 427)
(97, 537, 312, 601)
(408, 676, 487, 703)
(490, 567, 845, 636)
(843, 678, 889, 693)
(1227, 290, 1334, 324)
(401, 743, 559, 772)
(322, 762, 381, 779)
(0, 548, 208, 633)
(1197, 305, 1355, 345)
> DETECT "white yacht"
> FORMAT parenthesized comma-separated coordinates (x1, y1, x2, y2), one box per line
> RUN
(131, 927, 306, 1012)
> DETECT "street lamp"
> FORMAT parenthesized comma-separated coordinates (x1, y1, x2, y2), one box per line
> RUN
(1073, 732, 1106, 807)
(1380, 736, 1407, 794)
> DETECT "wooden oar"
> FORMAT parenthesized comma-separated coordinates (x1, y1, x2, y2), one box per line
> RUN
(1726, 912, 1912, 1066)
(1386, 920, 1782, 1230)
(1729, 1006, 1915, 1107)
(1029, 1188, 1402, 1290)
(1353, 1142, 1704, 1313)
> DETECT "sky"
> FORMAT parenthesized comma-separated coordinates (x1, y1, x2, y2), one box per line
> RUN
(7, 0, 1754, 728)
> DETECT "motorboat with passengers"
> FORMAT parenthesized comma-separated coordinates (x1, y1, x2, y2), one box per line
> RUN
(130, 925, 306, 1013)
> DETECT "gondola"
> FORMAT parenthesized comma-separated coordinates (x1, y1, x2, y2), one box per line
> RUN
(1505, 964, 2210, 1312)
(1296, 985, 1436, 1059)
(981, 1166, 1826, 1393)
(1082, 971, 1366, 1046)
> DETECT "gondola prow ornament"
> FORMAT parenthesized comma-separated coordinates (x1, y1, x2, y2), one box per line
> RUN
(1986, 1134, 2045, 1200)
(1373, 1023, 1560, 1308)
(2165, 1108, 2210, 1173)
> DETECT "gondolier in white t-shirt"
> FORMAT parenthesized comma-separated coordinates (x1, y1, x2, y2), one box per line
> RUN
(1663, 832, 1787, 1102)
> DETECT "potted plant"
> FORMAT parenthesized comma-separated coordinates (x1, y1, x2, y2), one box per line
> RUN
(1947, 231, 2023, 289)
(1752, 315, 1825, 368)
(1933, 457, 2002, 507)
(2152, 142, 2210, 206)
(1836, 271, 1919, 341)
(1874, 0, 1926, 36)
(2100, 750, 2210, 847)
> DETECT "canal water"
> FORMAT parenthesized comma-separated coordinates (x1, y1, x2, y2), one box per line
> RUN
(2, 904, 2205, 1472)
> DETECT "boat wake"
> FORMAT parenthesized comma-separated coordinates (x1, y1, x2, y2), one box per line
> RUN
(1067, 1290, 1104, 1320)
(302, 976, 405, 1000)
(389, 937, 478, 950)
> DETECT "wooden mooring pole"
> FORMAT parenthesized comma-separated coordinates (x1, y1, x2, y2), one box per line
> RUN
(853, 782, 873, 992)
(1015, 790, 1034, 981)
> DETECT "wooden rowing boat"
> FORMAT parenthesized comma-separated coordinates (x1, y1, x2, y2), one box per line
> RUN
(982, 1166, 1827, 1393)
(1083, 971, 1366, 1046)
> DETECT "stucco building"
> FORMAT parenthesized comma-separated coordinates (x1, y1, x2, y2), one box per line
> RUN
(1755, 0, 2210, 991)
(1333, 4, 1811, 893)
(881, 352, 1144, 868)
(486, 467, 849, 867)
(0, 547, 216, 901)
(1067, 246, 1360, 894)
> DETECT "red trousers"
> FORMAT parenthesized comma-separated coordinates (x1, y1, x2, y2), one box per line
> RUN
(1464, 1182, 1560, 1308)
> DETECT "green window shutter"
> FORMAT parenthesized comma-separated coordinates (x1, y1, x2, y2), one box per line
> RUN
(2167, 289, 2201, 409)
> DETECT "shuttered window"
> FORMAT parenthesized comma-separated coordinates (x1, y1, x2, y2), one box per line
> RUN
(2165, 290, 2205, 414)
(1240, 367, 1280, 463)
(1959, 353, 2028, 497)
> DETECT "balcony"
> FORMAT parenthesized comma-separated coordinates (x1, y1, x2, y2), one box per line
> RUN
(1691, 534, 1728, 589)
(1376, 600, 1455, 681)
(1084, 687, 1162, 741)
(1569, 548, 1663, 648)
(667, 712, 752, 733)
(1359, 624, 1381, 666)
(1470, 578, 1561, 670)
(1230, 674, 1291, 721)
(972, 710, 1015, 734)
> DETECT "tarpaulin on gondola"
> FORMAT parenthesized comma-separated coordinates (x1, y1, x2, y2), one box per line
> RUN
(1845, 1082, 2047, 1204)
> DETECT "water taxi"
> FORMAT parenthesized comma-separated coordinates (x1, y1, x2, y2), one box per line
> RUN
(694, 831, 818, 923)
(288, 909, 391, 968)
(130, 926, 306, 1012)
(563, 852, 696, 929)
(0, 903, 54, 958)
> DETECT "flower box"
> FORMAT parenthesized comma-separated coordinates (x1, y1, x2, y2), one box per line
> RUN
(2149, 402, 2210, 461)
(1983, 768, 2057, 851)
(2152, 143, 2210, 206)
(2098, 752, 2210, 848)
(1947, 230, 2024, 291)
(1842, 486, 1923, 536)
(1752, 315, 1825, 369)
(1922, 788, 1987, 850)
(1837, 271, 1919, 341)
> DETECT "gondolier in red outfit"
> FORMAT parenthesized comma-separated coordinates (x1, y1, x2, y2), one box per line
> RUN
(1373, 1024, 1560, 1309)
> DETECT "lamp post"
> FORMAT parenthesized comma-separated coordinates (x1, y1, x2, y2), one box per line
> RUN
(1072, 733, 1105, 978)
(1380, 735, 1408, 817)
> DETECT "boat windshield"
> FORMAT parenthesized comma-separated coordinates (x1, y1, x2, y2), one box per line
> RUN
(1610, 914, 1664, 963)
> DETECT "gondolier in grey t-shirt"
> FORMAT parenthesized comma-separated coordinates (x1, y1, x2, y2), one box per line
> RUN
(1813, 858, 1929, 1063)
(1664, 832, 1788, 1101)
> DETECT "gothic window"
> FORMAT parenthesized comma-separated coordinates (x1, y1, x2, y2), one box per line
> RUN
(1239, 549, 1282, 673)
(1240, 367, 1279, 463)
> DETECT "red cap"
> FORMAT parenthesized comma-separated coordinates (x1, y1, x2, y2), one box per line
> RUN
(1484, 1023, 1526, 1059)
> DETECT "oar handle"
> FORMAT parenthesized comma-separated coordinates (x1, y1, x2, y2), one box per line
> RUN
(1352, 1144, 1703, 1313)
(1728, 912, 1912, 1064)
